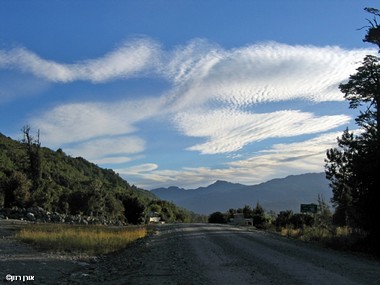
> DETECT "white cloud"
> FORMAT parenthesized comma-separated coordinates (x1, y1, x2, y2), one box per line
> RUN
(2, 40, 373, 97)
(0, 38, 159, 83)
(164, 41, 375, 111)
(93, 156, 133, 165)
(119, 132, 342, 189)
(116, 163, 159, 175)
(32, 102, 133, 146)
(31, 97, 165, 146)
(65, 136, 145, 163)
(227, 131, 343, 182)
(173, 108, 350, 154)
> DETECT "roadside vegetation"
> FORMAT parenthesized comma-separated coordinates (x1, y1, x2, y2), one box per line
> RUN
(324, 7, 380, 255)
(17, 223, 148, 255)
(208, 196, 372, 255)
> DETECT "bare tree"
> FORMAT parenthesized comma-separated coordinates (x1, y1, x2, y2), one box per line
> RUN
(21, 125, 41, 191)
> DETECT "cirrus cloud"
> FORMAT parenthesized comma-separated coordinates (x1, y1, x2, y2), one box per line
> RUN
(0, 38, 160, 83)
(65, 136, 145, 164)
(31, 96, 165, 146)
(163, 41, 375, 111)
(117, 131, 343, 189)
(173, 108, 351, 154)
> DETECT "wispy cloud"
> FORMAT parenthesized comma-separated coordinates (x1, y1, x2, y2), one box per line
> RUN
(1, 39, 373, 90)
(0, 38, 159, 83)
(118, 132, 342, 189)
(31, 97, 164, 146)
(227, 131, 344, 180)
(65, 136, 145, 164)
(173, 108, 350, 154)
(164, 41, 375, 111)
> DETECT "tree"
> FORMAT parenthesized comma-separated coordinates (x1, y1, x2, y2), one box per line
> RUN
(275, 210, 293, 228)
(21, 125, 42, 191)
(325, 8, 380, 242)
(325, 129, 356, 226)
(314, 195, 332, 229)
(363, 8, 380, 48)
(226, 208, 237, 220)
(208, 211, 227, 224)
(87, 180, 106, 217)
(242, 205, 253, 218)
(122, 196, 145, 224)
(252, 202, 266, 228)
(1, 171, 31, 208)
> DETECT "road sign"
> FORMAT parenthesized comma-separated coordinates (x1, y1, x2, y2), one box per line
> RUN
(300, 203, 318, 213)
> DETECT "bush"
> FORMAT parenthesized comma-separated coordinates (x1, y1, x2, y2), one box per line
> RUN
(208, 211, 227, 224)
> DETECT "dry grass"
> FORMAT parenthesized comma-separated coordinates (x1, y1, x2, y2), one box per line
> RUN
(17, 224, 147, 255)
(279, 225, 369, 252)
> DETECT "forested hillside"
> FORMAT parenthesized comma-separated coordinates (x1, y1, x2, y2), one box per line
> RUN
(0, 131, 193, 224)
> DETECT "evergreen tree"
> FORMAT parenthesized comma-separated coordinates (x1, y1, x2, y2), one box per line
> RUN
(325, 8, 380, 242)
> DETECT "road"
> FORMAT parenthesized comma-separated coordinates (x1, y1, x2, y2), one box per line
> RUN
(76, 223, 380, 285)
(1, 222, 380, 284)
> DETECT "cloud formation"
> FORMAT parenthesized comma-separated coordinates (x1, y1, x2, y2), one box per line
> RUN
(173, 108, 350, 154)
(2, 38, 375, 187)
(164, 41, 375, 112)
(31, 97, 164, 146)
(118, 132, 342, 189)
(65, 136, 145, 164)
(0, 38, 159, 82)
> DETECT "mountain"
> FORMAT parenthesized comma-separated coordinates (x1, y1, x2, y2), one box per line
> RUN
(151, 173, 332, 214)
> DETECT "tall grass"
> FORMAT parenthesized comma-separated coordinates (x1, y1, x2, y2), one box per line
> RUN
(279, 225, 368, 252)
(17, 224, 147, 255)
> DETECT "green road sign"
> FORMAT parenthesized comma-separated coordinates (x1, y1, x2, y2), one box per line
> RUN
(300, 203, 318, 213)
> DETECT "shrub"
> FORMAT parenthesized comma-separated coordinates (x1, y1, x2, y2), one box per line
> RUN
(208, 211, 227, 224)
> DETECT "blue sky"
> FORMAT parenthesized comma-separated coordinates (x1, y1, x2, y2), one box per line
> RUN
(0, 1, 378, 189)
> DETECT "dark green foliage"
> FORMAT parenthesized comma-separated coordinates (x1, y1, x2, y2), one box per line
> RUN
(325, 8, 380, 249)
(242, 205, 253, 218)
(275, 210, 293, 228)
(146, 200, 193, 223)
(210, 203, 269, 227)
(252, 202, 266, 227)
(208, 211, 227, 224)
(363, 8, 380, 48)
(1, 171, 31, 208)
(0, 131, 191, 224)
(122, 196, 145, 224)
(275, 211, 314, 229)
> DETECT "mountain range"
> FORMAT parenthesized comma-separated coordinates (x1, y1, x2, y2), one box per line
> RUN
(151, 173, 332, 214)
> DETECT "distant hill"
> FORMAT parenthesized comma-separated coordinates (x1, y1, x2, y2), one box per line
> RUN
(151, 173, 332, 214)
(0, 132, 193, 223)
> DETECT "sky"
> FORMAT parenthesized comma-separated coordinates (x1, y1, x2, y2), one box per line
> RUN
(0, 1, 379, 189)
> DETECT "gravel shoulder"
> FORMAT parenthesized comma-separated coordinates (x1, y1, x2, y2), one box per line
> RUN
(0, 220, 88, 284)
(1, 221, 380, 284)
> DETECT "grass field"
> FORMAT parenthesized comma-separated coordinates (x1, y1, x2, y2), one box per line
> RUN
(17, 224, 148, 255)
